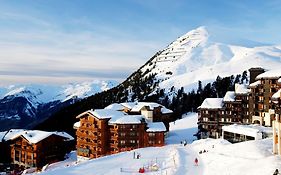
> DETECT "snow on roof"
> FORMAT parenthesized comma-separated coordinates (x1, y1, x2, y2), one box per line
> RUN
(146, 122, 166, 132)
(223, 91, 235, 102)
(109, 115, 143, 124)
(20, 130, 53, 144)
(104, 103, 125, 111)
(89, 109, 126, 119)
(272, 89, 281, 100)
(235, 84, 250, 94)
(256, 69, 281, 80)
(199, 98, 223, 109)
(249, 80, 261, 88)
(222, 124, 272, 138)
(131, 102, 162, 112)
(278, 78, 281, 84)
(2, 129, 25, 141)
(1, 129, 74, 144)
(0, 131, 8, 142)
(73, 121, 81, 128)
(161, 107, 173, 114)
(53, 131, 74, 141)
(120, 102, 138, 109)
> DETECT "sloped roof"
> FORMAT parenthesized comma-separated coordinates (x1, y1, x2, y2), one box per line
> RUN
(223, 91, 235, 102)
(272, 89, 281, 100)
(73, 121, 81, 128)
(249, 80, 261, 88)
(161, 107, 173, 114)
(109, 115, 143, 124)
(120, 102, 138, 109)
(104, 103, 125, 111)
(146, 122, 166, 132)
(89, 109, 126, 119)
(235, 84, 250, 94)
(256, 69, 281, 80)
(1, 129, 74, 144)
(131, 102, 162, 112)
(199, 98, 223, 109)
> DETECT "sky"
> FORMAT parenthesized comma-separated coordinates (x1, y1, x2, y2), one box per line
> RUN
(0, 0, 281, 86)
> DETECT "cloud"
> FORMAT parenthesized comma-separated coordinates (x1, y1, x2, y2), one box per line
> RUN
(0, 14, 162, 85)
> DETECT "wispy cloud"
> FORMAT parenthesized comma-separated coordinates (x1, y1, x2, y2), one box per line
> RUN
(0, 12, 162, 85)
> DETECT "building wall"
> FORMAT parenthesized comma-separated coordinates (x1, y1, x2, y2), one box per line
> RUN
(76, 114, 109, 159)
(10, 135, 68, 168)
(249, 78, 280, 126)
(76, 112, 166, 159)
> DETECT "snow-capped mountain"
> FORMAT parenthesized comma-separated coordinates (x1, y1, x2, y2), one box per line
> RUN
(0, 80, 118, 130)
(18, 26, 281, 133)
(140, 26, 281, 92)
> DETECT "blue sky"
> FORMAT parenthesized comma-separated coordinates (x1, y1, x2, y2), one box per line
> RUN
(0, 0, 281, 85)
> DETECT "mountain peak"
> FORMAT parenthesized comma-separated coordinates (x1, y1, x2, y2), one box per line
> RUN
(168, 26, 209, 50)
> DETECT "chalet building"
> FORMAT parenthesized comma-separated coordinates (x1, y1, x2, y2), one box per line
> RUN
(75, 108, 167, 160)
(198, 84, 251, 138)
(198, 98, 224, 138)
(0, 129, 73, 169)
(249, 69, 281, 126)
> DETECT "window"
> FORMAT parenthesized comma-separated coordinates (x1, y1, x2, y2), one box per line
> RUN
(148, 133, 155, 137)
(130, 132, 136, 136)
(130, 140, 136, 144)
(120, 132, 126, 137)
(120, 140, 125, 145)
(15, 150, 20, 161)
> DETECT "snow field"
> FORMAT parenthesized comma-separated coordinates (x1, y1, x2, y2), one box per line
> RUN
(32, 113, 281, 175)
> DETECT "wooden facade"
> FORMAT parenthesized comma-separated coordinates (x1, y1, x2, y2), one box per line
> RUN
(249, 73, 280, 126)
(198, 107, 224, 138)
(76, 113, 109, 158)
(76, 110, 166, 159)
(198, 84, 251, 138)
(10, 134, 72, 169)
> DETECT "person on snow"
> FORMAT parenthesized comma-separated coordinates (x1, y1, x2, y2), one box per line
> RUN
(273, 169, 279, 175)
(183, 140, 187, 146)
(194, 158, 199, 166)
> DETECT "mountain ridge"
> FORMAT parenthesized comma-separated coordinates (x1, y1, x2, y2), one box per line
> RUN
(3, 26, 281, 133)
(0, 80, 118, 130)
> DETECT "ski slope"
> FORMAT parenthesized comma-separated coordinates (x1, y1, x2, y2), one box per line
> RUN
(32, 113, 281, 175)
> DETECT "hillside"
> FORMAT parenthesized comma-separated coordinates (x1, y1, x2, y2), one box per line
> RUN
(35, 26, 281, 134)
(0, 80, 117, 131)
(32, 113, 280, 175)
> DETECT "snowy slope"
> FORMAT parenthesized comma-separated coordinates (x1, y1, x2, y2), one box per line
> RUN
(141, 26, 281, 92)
(32, 113, 281, 175)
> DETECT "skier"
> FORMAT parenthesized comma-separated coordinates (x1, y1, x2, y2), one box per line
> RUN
(273, 169, 279, 175)
(183, 140, 187, 146)
(194, 158, 198, 166)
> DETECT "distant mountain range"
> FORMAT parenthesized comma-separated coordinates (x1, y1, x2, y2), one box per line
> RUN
(0, 81, 118, 131)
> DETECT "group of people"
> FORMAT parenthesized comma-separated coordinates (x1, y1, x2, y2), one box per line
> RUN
(199, 149, 208, 154)
(180, 140, 187, 146)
